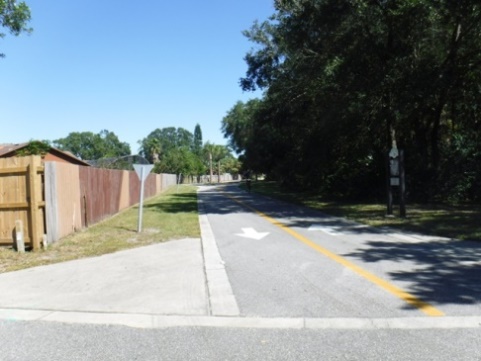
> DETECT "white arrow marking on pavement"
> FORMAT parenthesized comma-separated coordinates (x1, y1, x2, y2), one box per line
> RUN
(236, 227, 270, 240)
(308, 224, 341, 236)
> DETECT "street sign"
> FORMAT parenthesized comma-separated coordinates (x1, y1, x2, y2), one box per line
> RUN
(386, 149, 406, 218)
(133, 164, 154, 232)
(134, 164, 154, 182)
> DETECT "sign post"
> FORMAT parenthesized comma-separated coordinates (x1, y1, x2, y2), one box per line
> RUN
(386, 148, 406, 218)
(133, 164, 154, 233)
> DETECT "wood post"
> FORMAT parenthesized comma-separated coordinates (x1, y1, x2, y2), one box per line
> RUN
(15, 220, 25, 253)
(28, 155, 42, 250)
(0, 156, 45, 248)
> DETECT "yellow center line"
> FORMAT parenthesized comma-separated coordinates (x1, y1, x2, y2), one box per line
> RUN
(224, 193, 444, 317)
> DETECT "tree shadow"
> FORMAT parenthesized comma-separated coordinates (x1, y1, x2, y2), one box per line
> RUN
(143, 193, 199, 214)
(344, 239, 481, 306)
(198, 187, 252, 215)
(207, 184, 481, 306)
(199, 184, 382, 234)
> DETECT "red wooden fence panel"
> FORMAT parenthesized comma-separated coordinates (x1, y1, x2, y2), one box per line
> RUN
(79, 166, 125, 227)
(43, 164, 177, 241)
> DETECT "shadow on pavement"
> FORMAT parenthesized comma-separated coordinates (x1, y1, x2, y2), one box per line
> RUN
(344, 239, 481, 306)
(201, 184, 481, 308)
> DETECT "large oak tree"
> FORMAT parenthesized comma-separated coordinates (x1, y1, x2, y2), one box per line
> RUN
(228, 0, 481, 201)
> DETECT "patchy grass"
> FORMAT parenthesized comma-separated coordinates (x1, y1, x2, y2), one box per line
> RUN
(0, 185, 200, 273)
(248, 180, 481, 242)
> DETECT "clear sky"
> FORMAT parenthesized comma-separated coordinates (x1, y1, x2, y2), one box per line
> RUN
(1, 0, 273, 154)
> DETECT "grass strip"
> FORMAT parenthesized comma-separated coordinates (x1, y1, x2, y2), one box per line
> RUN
(244, 181, 481, 242)
(0, 185, 200, 273)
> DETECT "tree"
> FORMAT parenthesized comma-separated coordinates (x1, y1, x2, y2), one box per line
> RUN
(97, 129, 131, 158)
(53, 130, 131, 160)
(1, 0, 32, 58)
(234, 0, 481, 201)
(139, 127, 194, 163)
(140, 126, 210, 178)
(15, 140, 50, 156)
(220, 154, 242, 175)
(154, 147, 200, 176)
(221, 99, 261, 154)
(193, 123, 203, 156)
(203, 142, 232, 181)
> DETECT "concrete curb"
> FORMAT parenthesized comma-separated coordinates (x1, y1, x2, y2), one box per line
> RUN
(197, 187, 240, 317)
(1, 308, 480, 330)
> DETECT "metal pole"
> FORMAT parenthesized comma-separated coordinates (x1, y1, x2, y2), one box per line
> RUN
(137, 166, 145, 233)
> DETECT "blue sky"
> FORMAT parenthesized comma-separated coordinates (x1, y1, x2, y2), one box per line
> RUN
(1, 0, 273, 154)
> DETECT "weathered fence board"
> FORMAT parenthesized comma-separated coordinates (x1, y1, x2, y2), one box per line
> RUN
(79, 166, 125, 227)
(45, 162, 82, 244)
(128, 171, 141, 209)
(0, 156, 45, 249)
(162, 174, 177, 190)
(118, 170, 130, 211)
(2, 156, 180, 247)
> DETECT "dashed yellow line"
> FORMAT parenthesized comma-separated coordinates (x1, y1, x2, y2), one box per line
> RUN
(225, 193, 444, 317)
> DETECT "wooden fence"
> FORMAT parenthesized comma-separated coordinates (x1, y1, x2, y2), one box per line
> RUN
(1, 156, 177, 249)
(0, 156, 45, 250)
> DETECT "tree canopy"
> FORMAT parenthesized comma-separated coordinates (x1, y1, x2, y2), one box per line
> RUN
(139, 127, 195, 164)
(193, 123, 203, 156)
(225, 0, 481, 202)
(47, 124, 237, 178)
(140, 126, 205, 177)
(0, 0, 32, 57)
(138, 125, 238, 177)
(53, 130, 131, 160)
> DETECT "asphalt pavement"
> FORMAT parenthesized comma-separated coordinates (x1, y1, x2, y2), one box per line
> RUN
(0, 185, 240, 328)
(0, 184, 480, 332)
(2, 184, 481, 361)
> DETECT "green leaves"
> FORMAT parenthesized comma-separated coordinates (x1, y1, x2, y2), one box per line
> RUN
(193, 124, 203, 156)
(234, 0, 481, 201)
(53, 130, 131, 161)
(15, 140, 50, 156)
(138, 127, 194, 164)
(0, 0, 32, 57)
(221, 99, 261, 154)
(140, 126, 235, 177)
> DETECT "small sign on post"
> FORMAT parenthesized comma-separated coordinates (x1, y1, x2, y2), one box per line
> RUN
(386, 148, 406, 218)
(389, 147, 400, 186)
(133, 164, 154, 233)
